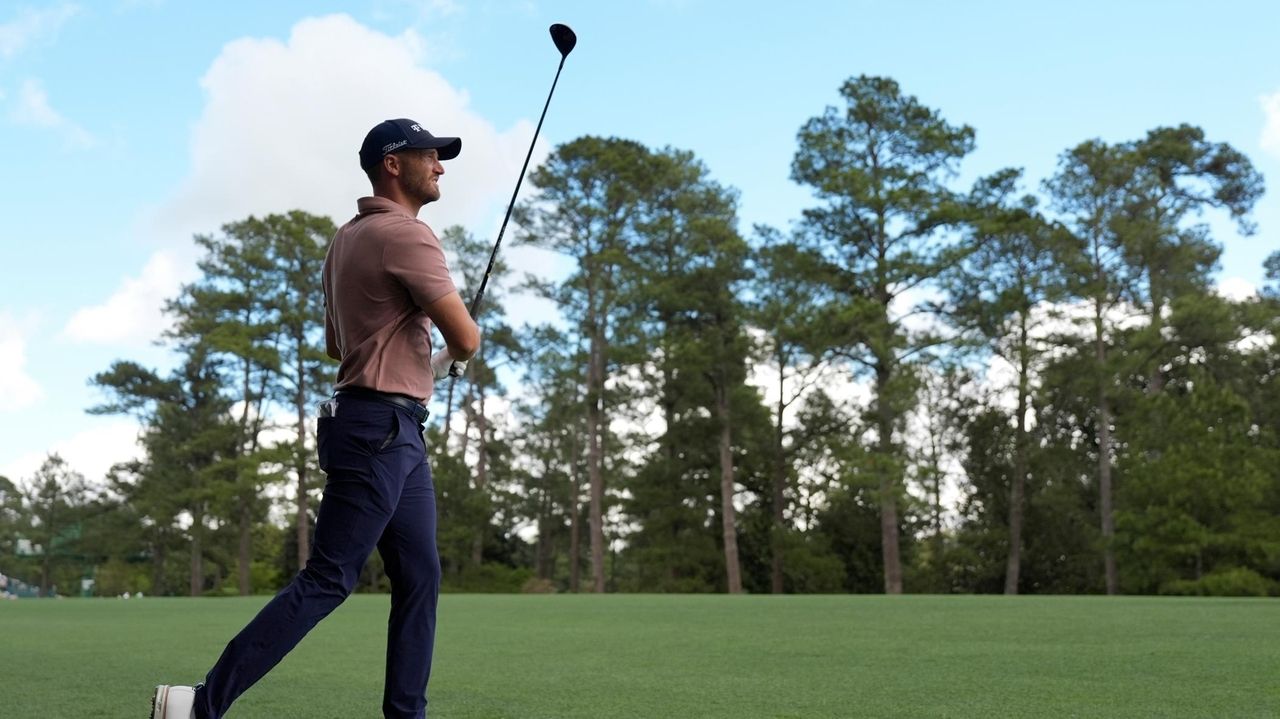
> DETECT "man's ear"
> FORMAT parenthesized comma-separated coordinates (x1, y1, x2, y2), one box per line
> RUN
(383, 154, 402, 178)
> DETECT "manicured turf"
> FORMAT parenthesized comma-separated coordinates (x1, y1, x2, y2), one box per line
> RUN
(1, 593, 1277, 717)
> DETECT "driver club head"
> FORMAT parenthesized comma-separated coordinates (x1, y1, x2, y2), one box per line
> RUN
(550, 23, 576, 57)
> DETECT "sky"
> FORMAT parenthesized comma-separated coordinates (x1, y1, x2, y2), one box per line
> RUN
(1, 0, 1278, 487)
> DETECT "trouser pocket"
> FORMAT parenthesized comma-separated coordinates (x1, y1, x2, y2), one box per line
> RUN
(377, 416, 399, 452)
(318, 400, 401, 472)
(317, 416, 334, 472)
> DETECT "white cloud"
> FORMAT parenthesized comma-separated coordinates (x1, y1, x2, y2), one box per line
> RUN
(0, 419, 142, 485)
(150, 13, 543, 249)
(9, 78, 94, 148)
(0, 4, 78, 59)
(10, 79, 58, 125)
(61, 250, 196, 344)
(0, 313, 43, 411)
(81, 14, 558, 356)
(421, 0, 461, 17)
(1262, 90, 1280, 161)
(139, 13, 557, 330)
(1216, 276, 1257, 302)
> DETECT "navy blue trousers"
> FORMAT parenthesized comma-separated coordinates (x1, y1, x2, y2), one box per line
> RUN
(195, 395, 440, 719)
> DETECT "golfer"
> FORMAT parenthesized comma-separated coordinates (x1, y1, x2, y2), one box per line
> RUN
(152, 118, 480, 719)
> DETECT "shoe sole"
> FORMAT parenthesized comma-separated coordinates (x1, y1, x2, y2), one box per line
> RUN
(151, 685, 167, 719)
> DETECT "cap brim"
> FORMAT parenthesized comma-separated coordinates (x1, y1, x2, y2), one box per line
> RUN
(410, 136, 461, 161)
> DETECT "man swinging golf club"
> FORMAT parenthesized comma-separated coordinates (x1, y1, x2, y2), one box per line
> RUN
(152, 23, 574, 718)
(150, 118, 480, 719)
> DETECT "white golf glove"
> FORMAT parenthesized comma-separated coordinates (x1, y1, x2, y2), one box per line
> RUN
(447, 359, 468, 378)
(432, 347, 468, 378)
(430, 349, 455, 380)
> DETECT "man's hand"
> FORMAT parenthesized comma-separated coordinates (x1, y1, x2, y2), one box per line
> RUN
(430, 349, 457, 380)
(431, 349, 468, 380)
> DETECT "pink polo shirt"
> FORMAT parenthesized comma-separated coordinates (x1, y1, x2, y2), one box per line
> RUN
(323, 196, 457, 401)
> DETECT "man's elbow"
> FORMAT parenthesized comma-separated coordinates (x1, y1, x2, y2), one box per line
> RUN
(452, 323, 481, 360)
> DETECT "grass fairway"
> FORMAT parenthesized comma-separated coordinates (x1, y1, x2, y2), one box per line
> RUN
(1, 594, 1277, 718)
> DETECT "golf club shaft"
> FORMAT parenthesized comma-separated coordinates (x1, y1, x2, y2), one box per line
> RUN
(448, 51, 569, 378)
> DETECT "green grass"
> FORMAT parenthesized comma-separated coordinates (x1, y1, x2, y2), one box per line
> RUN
(1, 594, 1277, 718)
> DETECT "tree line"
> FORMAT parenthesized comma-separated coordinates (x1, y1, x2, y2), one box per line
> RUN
(3, 75, 1277, 598)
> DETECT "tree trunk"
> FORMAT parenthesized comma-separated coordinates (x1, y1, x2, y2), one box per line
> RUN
(459, 382, 474, 461)
(471, 366, 489, 568)
(295, 346, 310, 570)
(190, 508, 203, 597)
(770, 349, 787, 594)
(444, 377, 457, 433)
(238, 498, 252, 595)
(239, 382, 264, 596)
(151, 540, 167, 596)
(1005, 320, 1031, 595)
(587, 323, 606, 593)
(1098, 398, 1118, 594)
(876, 364, 903, 595)
(662, 357, 680, 586)
(239, 354, 253, 431)
(536, 477, 553, 580)
(1146, 268, 1166, 394)
(569, 419, 582, 593)
(931, 463, 943, 561)
(873, 230, 903, 595)
(38, 494, 56, 596)
(1095, 302, 1118, 595)
(715, 383, 743, 594)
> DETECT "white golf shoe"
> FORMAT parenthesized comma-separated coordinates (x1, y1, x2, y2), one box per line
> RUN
(151, 684, 196, 719)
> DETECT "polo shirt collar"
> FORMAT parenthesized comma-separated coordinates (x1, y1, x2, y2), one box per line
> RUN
(356, 196, 415, 218)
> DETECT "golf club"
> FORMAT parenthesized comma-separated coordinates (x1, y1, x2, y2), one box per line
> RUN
(447, 22, 577, 379)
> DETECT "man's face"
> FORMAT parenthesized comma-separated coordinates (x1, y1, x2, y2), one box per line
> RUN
(398, 148, 444, 204)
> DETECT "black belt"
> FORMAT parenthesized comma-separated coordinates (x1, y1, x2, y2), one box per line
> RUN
(335, 387, 429, 424)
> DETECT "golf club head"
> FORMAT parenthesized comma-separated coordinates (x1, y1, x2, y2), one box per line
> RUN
(550, 23, 576, 57)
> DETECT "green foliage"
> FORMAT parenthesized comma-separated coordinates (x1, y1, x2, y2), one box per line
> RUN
(441, 563, 535, 593)
(508, 325, 587, 589)
(428, 425, 484, 579)
(792, 74, 978, 592)
(92, 557, 151, 597)
(49, 76, 1278, 599)
(0, 474, 25, 573)
(771, 531, 846, 593)
(1116, 372, 1275, 593)
(88, 212, 336, 595)
(19, 454, 95, 596)
(1160, 567, 1277, 597)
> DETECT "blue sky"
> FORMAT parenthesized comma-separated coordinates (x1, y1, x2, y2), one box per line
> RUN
(2, 0, 1278, 485)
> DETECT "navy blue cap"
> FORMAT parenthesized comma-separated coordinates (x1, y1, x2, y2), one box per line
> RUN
(359, 118, 461, 170)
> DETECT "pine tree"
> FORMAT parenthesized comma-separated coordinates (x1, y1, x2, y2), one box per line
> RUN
(792, 76, 975, 593)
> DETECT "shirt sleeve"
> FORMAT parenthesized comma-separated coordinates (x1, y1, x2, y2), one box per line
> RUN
(324, 299, 340, 360)
(383, 220, 458, 309)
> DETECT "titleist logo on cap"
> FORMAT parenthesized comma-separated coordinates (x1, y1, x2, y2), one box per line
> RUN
(382, 140, 409, 154)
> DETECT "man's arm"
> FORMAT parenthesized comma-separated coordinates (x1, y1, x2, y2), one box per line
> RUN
(424, 291, 480, 361)
(324, 302, 341, 360)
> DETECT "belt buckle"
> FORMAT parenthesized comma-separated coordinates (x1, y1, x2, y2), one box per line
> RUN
(402, 399, 428, 424)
